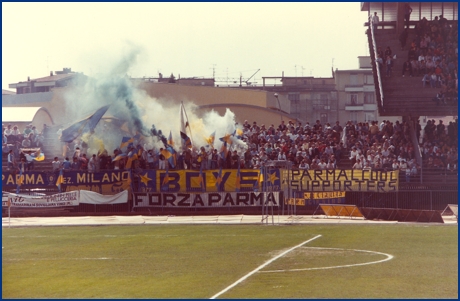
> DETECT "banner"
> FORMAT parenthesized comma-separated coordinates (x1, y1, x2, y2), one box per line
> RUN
(79, 190, 128, 204)
(286, 169, 399, 192)
(133, 191, 280, 207)
(60, 170, 132, 194)
(136, 169, 281, 193)
(286, 191, 346, 206)
(2, 170, 132, 195)
(2, 191, 79, 208)
(2, 171, 56, 188)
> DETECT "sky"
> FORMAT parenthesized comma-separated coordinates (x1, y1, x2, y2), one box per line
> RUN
(2, 2, 370, 90)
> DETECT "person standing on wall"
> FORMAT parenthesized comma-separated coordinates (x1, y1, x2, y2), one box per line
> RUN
(404, 3, 412, 29)
(371, 12, 379, 32)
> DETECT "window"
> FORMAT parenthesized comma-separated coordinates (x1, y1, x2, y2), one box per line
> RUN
(364, 93, 375, 104)
(313, 98, 331, 110)
(350, 74, 358, 85)
(349, 94, 358, 105)
(364, 75, 374, 84)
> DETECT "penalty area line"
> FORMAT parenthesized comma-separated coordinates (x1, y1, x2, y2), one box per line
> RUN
(209, 234, 321, 299)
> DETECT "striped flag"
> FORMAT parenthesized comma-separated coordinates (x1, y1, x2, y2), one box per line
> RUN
(161, 146, 176, 169)
(120, 136, 134, 149)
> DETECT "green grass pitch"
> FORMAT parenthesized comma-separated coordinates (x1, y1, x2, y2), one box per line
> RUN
(2, 224, 457, 298)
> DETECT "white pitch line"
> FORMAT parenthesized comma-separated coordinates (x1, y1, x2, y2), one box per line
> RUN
(209, 234, 321, 299)
(260, 246, 394, 273)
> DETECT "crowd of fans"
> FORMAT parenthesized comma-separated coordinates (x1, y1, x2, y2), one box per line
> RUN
(377, 15, 458, 106)
(4, 117, 456, 182)
(398, 16, 458, 105)
(2, 115, 458, 186)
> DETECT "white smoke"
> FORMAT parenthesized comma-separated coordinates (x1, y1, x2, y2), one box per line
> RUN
(60, 43, 247, 157)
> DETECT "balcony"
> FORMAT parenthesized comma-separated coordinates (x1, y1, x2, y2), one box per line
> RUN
(345, 102, 364, 111)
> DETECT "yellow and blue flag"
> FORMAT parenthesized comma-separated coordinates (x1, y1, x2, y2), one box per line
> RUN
(112, 153, 127, 162)
(56, 169, 64, 193)
(180, 131, 192, 149)
(219, 141, 228, 160)
(219, 133, 233, 145)
(168, 131, 174, 147)
(233, 128, 244, 140)
(125, 149, 138, 169)
(161, 146, 176, 168)
(16, 169, 24, 194)
(161, 169, 170, 191)
(198, 163, 205, 192)
(60, 105, 110, 143)
(205, 131, 216, 149)
(120, 136, 134, 149)
(215, 166, 223, 191)
(33, 151, 45, 161)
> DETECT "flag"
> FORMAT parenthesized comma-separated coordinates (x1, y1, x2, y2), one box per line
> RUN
(219, 133, 233, 145)
(234, 128, 244, 139)
(16, 169, 24, 194)
(215, 166, 223, 191)
(162, 168, 170, 191)
(137, 144, 144, 157)
(125, 150, 138, 169)
(235, 161, 241, 192)
(259, 168, 265, 191)
(60, 105, 110, 143)
(120, 136, 134, 149)
(180, 131, 192, 149)
(205, 131, 216, 149)
(33, 151, 45, 161)
(180, 102, 192, 149)
(161, 146, 176, 168)
(219, 141, 228, 161)
(198, 163, 205, 192)
(254, 168, 265, 192)
(56, 169, 64, 193)
(180, 102, 190, 133)
(112, 153, 127, 162)
(168, 131, 174, 147)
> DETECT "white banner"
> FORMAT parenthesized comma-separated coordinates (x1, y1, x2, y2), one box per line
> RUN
(79, 190, 128, 205)
(133, 191, 280, 208)
(3, 191, 79, 208)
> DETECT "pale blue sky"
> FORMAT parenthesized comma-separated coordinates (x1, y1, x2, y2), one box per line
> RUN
(2, 2, 370, 90)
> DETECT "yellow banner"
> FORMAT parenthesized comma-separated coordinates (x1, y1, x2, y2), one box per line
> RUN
(304, 191, 346, 199)
(138, 169, 281, 193)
